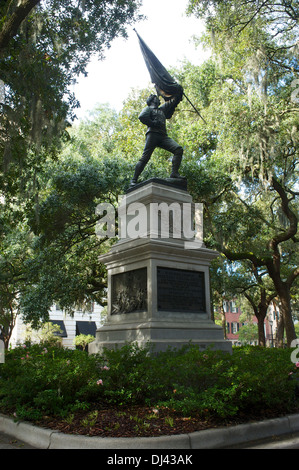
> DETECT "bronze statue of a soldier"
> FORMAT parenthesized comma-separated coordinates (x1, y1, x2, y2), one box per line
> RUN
(130, 86, 184, 187)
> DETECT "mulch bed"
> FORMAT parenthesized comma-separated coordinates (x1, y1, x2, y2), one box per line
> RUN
(29, 405, 296, 438)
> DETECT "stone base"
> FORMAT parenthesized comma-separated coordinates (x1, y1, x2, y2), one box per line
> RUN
(126, 177, 187, 193)
(88, 318, 232, 354)
(89, 180, 232, 356)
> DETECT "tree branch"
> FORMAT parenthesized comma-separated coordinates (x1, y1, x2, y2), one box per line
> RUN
(221, 246, 270, 267)
(269, 176, 298, 251)
(0, 0, 41, 52)
(236, 0, 269, 35)
(287, 266, 299, 288)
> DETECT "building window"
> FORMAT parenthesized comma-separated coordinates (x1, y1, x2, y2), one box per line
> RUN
(76, 321, 97, 337)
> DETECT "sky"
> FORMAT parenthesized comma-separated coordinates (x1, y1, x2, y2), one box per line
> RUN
(72, 0, 209, 120)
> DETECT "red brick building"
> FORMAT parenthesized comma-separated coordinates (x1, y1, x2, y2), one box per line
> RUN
(223, 300, 276, 346)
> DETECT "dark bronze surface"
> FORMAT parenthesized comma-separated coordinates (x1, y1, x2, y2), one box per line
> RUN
(157, 267, 206, 313)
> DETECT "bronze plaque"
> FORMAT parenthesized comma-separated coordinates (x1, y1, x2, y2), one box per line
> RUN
(111, 268, 147, 314)
(157, 267, 206, 313)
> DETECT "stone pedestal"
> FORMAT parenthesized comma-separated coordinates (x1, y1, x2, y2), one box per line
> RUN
(89, 179, 231, 354)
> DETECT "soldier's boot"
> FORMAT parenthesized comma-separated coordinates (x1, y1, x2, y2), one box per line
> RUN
(129, 160, 147, 187)
(170, 152, 183, 178)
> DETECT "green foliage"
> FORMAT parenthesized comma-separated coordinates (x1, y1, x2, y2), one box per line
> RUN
(236, 323, 259, 345)
(0, 343, 297, 422)
(73, 334, 95, 350)
(37, 322, 63, 346)
(182, 1, 299, 345)
(1, 0, 298, 348)
(0, 0, 143, 348)
(0, 213, 34, 347)
(187, 0, 299, 56)
(0, 344, 99, 419)
(0, 0, 143, 178)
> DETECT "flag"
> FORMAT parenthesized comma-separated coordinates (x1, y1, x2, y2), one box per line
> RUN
(134, 29, 207, 124)
(134, 29, 182, 101)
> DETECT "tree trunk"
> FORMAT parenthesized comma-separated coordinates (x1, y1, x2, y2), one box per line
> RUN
(1, 325, 12, 350)
(0, 0, 41, 52)
(266, 257, 296, 347)
(267, 177, 298, 347)
(276, 315, 284, 348)
(3, 335, 10, 350)
(220, 306, 227, 340)
(257, 314, 266, 347)
(277, 283, 296, 347)
(267, 272, 296, 347)
(255, 297, 269, 347)
(244, 290, 268, 347)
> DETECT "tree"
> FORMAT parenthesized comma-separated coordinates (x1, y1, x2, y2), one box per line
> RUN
(0, 0, 142, 197)
(37, 322, 63, 346)
(187, 0, 299, 69)
(20, 156, 124, 326)
(178, 3, 299, 347)
(19, 103, 137, 326)
(211, 255, 277, 347)
(0, 204, 33, 348)
(73, 334, 95, 351)
(0, 0, 40, 52)
(200, 75, 299, 347)
(210, 256, 238, 340)
(237, 263, 276, 347)
(0, 1, 142, 339)
(237, 322, 259, 345)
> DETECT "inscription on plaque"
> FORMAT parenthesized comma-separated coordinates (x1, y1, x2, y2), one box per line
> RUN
(111, 268, 147, 314)
(157, 267, 206, 313)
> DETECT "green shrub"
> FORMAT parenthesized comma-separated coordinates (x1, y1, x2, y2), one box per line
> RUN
(73, 334, 95, 351)
(95, 343, 153, 405)
(0, 344, 100, 417)
(0, 342, 297, 421)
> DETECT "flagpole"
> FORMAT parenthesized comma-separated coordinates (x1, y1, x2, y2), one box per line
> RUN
(183, 92, 207, 125)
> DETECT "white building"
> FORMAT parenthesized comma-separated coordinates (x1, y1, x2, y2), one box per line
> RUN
(10, 303, 104, 349)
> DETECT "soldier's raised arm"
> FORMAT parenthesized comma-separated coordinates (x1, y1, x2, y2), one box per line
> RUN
(160, 85, 184, 119)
